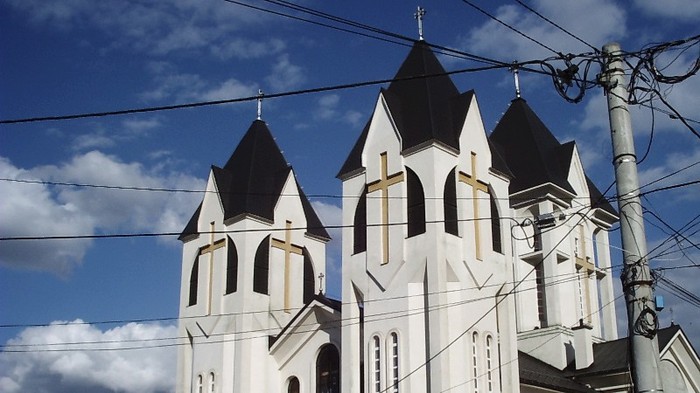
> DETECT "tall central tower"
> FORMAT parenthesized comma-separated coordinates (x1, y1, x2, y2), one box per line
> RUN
(338, 40, 519, 393)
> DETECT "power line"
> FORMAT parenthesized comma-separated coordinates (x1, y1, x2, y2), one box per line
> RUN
(0, 266, 619, 351)
(460, 0, 560, 55)
(511, 0, 598, 52)
(0, 64, 503, 125)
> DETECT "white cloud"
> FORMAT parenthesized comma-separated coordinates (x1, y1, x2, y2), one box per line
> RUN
(634, 0, 700, 21)
(0, 320, 177, 393)
(312, 94, 364, 127)
(0, 152, 205, 274)
(211, 38, 286, 60)
(458, 0, 625, 62)
(0, 157, 95, 274)
(637, 147, 700, 201)
(5, 0, 266, 56)
(140, 71, 258, 105)
(196, 79, 259, 102)
(266, 54, 306, 91)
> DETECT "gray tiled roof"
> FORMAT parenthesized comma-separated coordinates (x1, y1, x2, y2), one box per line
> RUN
(519, 351, 597, 392)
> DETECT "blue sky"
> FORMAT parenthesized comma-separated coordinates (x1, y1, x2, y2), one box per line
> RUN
(1, 1, 699, 392)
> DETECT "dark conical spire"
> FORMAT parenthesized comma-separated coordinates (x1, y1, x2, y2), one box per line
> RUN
(180, 120, 330, 241)
(384, 40, 462, 150)
(489, 98, 575, 195)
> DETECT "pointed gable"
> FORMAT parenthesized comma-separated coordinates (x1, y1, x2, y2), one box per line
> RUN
(489, 98, 575, 195)
(180, 119, 330, 241)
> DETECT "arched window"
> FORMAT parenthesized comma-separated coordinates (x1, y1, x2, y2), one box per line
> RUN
(472, 332, 479, 393)
(317, 344, 340, 393)
(353, 187, 368, 254)
(406, 167, 426, 237)
(443, 168, 458, 236)
(373, 336, 382, 393)
(253, 235, 270, 294)
(225, 237, 238, 294)
(188, 259, 199, 306)
(303, 248, 315, 303)
(485, 335, 494, 392)
(390, 333, 399, 393)
(209, 372, 215, 393)
(490, 194, 502, 253)
(196, 374, 203, 393)
(288, 377, 300, 393)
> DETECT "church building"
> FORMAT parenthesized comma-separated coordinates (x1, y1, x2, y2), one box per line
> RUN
(175, 40, 700, 393)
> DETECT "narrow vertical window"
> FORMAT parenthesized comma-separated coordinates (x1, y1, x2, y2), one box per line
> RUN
(225, 237, 238, 294)
(209, 372, 215, 393)
(444, 168, 458, 235)
(406, 167, 426, 237)
(486, 335, 494, 392)
(536, 263, 547, 327)
(472, 332, 479, 393)
(253, 235, 270, 294)
(490, 194, 502, 253)
(390, 333, 399, 393)
(353, 188, 367, 254)
(197, 374, 203, 393)
(188, 259, 199, 306)
(303, 248, 315, 303)
(373, 336, 381, 393)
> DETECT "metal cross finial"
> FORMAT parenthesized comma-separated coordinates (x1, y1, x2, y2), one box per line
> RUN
(510, 62, 522, 99)
(256, 89, 264, 120)
(414, 6, 426, 41)
(318, 272, 325, 295)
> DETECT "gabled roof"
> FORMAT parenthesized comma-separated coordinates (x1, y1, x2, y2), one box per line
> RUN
(565, 324, 684, 377)
(180, 120, 330, 241)
(585, 176, 617, 216)
(269, 293, 341, 348)
(519, 351, 597, 392)
(489, 98, 575, 195)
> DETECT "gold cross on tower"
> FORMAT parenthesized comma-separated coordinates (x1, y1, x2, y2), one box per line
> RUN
(459, 152, 490, 260)
(367, 152, 404, 264)
(271, 220, 304, 313)
(198, 222, 226, 315)
(575, 226, 595, 321)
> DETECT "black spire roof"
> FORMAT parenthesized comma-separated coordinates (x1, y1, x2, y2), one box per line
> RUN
(180, 120, 330, 241)
(489, 98, 577, 195)
(384, 40, 463, 150)
(338, 41, 478, 178)
(489, 98, 616, 214)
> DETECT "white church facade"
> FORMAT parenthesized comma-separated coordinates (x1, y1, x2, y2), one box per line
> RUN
(175, 41, 700, 393)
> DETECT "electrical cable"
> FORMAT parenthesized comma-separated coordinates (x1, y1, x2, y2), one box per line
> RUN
(460, 0, 560, 55)
(511, 0, 598, 52)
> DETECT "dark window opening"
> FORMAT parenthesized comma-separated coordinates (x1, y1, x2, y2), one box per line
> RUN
(253, 235, 270, 294)
(406, 167, 426, 237)
(490, 194, 502, 254)
(317, 344, 340, 393)
(444, 168, 458, 236)
(303, 248, 315, 303)
(353, 188, 368, 254)
(225, 237, 238, 294)
(188, 259, 199, 306)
